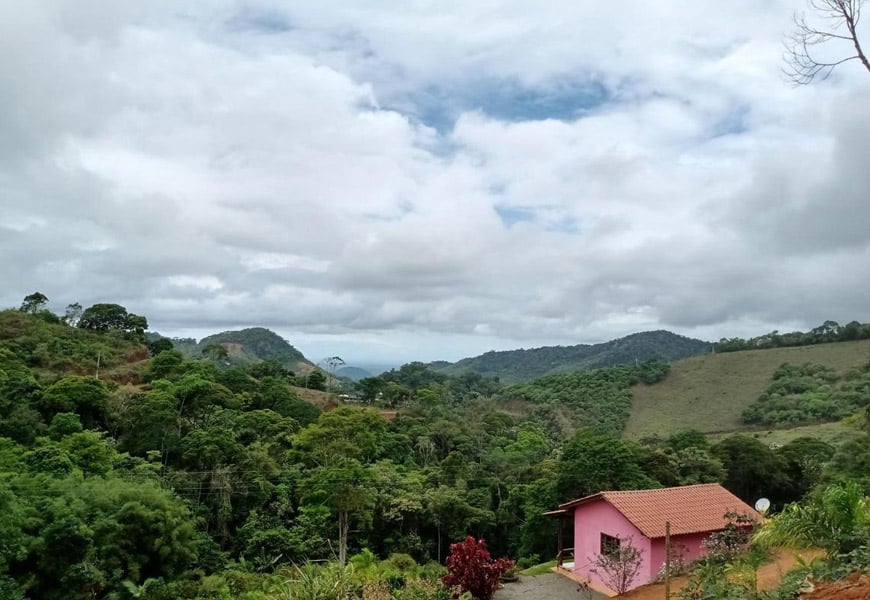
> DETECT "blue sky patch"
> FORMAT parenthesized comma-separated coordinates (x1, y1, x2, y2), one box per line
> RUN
(227, 7, 294, 34)
(546, 217, 582, 235)
(392, 76, 611, 133)
(710, 104, 750, 138)
(495, 206, 537, 227)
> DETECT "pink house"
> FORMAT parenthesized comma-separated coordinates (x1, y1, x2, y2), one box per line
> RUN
(546, 483, 760, 594)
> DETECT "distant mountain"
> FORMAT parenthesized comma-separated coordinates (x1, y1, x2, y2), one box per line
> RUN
(172, 327, 313, 371)
(435, 330, 712, 383)
(336, 365, 373, 381)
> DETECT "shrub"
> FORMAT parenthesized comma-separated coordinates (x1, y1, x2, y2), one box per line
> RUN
(515, 555, 540, 570)
(702, 512, 757, 564)
(442, 537, 513, 600)
(589, 535, 644, 595)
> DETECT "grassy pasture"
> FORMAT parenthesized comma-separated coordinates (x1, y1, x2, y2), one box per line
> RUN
(624, 339, 870, 439)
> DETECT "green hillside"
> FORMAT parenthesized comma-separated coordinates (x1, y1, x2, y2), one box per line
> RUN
(624, 338, 870, 439)
(179, 327, 313, 371)
(437, 330, 711, 383)
(336, 365, 372, 381)
(0, 309, 148, 380)
(497, 360, 670, 438)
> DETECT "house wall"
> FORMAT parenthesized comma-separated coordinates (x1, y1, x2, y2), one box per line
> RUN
(648, 531, 710, 581)
(572, 500, 652, 593)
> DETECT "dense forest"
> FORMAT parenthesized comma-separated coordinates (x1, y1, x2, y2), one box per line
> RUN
(0, 295, 868, 599)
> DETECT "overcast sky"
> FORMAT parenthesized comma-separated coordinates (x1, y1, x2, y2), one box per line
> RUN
(2, 1, 869, 365)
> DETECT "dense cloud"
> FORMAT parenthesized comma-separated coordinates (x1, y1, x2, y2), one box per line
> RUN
(1, 1, 869, 362)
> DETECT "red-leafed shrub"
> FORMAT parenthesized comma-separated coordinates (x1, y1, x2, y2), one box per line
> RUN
(442, 536, 514, 600)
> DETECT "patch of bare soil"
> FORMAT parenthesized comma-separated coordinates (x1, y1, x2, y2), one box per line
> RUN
(292, 386, 339, 409)
(221, 342, 246, 356)
(803, 572, 870, 600)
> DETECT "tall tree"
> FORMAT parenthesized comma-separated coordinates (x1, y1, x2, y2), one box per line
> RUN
(63, 302, 83, 326)
(19, 292, 49, 314)
(78, 303, 130, 331)
(557, 429, 658, 501)
(301, 460, 374, 564)
(713, 435, 789, 503)
(293, 408, 388, 563)
(38, 376, 110, 430)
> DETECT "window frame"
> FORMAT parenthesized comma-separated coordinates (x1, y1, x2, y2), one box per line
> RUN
(600, 532, 621, 558)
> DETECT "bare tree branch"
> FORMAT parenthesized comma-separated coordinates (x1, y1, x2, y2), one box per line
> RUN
(784, 0, 870, 85)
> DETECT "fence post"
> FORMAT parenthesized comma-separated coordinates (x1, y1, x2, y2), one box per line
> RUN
(665, 521, 671, 599)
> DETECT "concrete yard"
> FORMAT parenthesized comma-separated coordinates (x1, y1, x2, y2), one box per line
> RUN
(494, 573, 608, 600)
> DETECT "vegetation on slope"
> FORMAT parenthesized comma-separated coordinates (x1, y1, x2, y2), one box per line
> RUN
(193, 327, 310, 369)
(742, 362, 870, 426)
(498, 360, 670, 437)
(715, 319, 870, 353)
(435, 330, 710, 383)
(0, 309, 147, 378)
(625, 339, 870, 439)
(2, 295, 870, 600)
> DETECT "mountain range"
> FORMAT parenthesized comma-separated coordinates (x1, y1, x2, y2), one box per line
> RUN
(432, 330, 712, 383)
(157, 327, 711, 383)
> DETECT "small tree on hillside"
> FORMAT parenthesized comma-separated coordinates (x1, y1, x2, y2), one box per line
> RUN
(590, 535, 644, 595)
(63, 302, 83, 326)
(20, 292, 49, 314)
(442, 536, 514, 600)
(306, 370, 327, 391)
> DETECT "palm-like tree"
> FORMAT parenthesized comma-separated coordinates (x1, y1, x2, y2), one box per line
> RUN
(753, 482, 869, 557)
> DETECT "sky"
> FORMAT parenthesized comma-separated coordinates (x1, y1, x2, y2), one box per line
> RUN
(2, 1, 870, 366)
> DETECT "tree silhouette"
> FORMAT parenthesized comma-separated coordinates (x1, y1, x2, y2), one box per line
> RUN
(785, 0, 870, 84)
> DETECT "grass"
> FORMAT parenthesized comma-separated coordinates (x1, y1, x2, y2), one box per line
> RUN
(520, 560, 557, 576)
(623, 339, 870, 440)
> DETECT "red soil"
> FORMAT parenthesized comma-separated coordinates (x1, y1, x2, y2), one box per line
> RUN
(803, 572, 870, 600)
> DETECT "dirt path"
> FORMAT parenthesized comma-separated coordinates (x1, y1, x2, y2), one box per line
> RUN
(621, 549, 823, 600)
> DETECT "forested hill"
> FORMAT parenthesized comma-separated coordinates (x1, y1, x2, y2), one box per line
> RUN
(173, 327, 313, 371)
(336, 365, 373, 380)
(435, 330, 711, 383)
(2, 299, 869, 599)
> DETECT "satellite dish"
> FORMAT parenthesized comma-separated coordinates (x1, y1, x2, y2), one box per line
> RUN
(755, 498, 771, 514)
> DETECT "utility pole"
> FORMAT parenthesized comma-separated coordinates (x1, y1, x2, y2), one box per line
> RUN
(665, 521, 671, 600)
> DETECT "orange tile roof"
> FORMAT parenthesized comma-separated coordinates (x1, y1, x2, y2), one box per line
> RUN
(558, 483, 761, 538)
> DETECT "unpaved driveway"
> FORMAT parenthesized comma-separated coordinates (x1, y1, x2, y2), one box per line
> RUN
(495, 573, 608, 600)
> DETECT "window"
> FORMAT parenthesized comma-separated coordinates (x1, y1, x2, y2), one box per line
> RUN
(600, 533, 621, 558)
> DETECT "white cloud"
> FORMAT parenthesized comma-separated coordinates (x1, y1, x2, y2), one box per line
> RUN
(1, 0, 869, 363)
